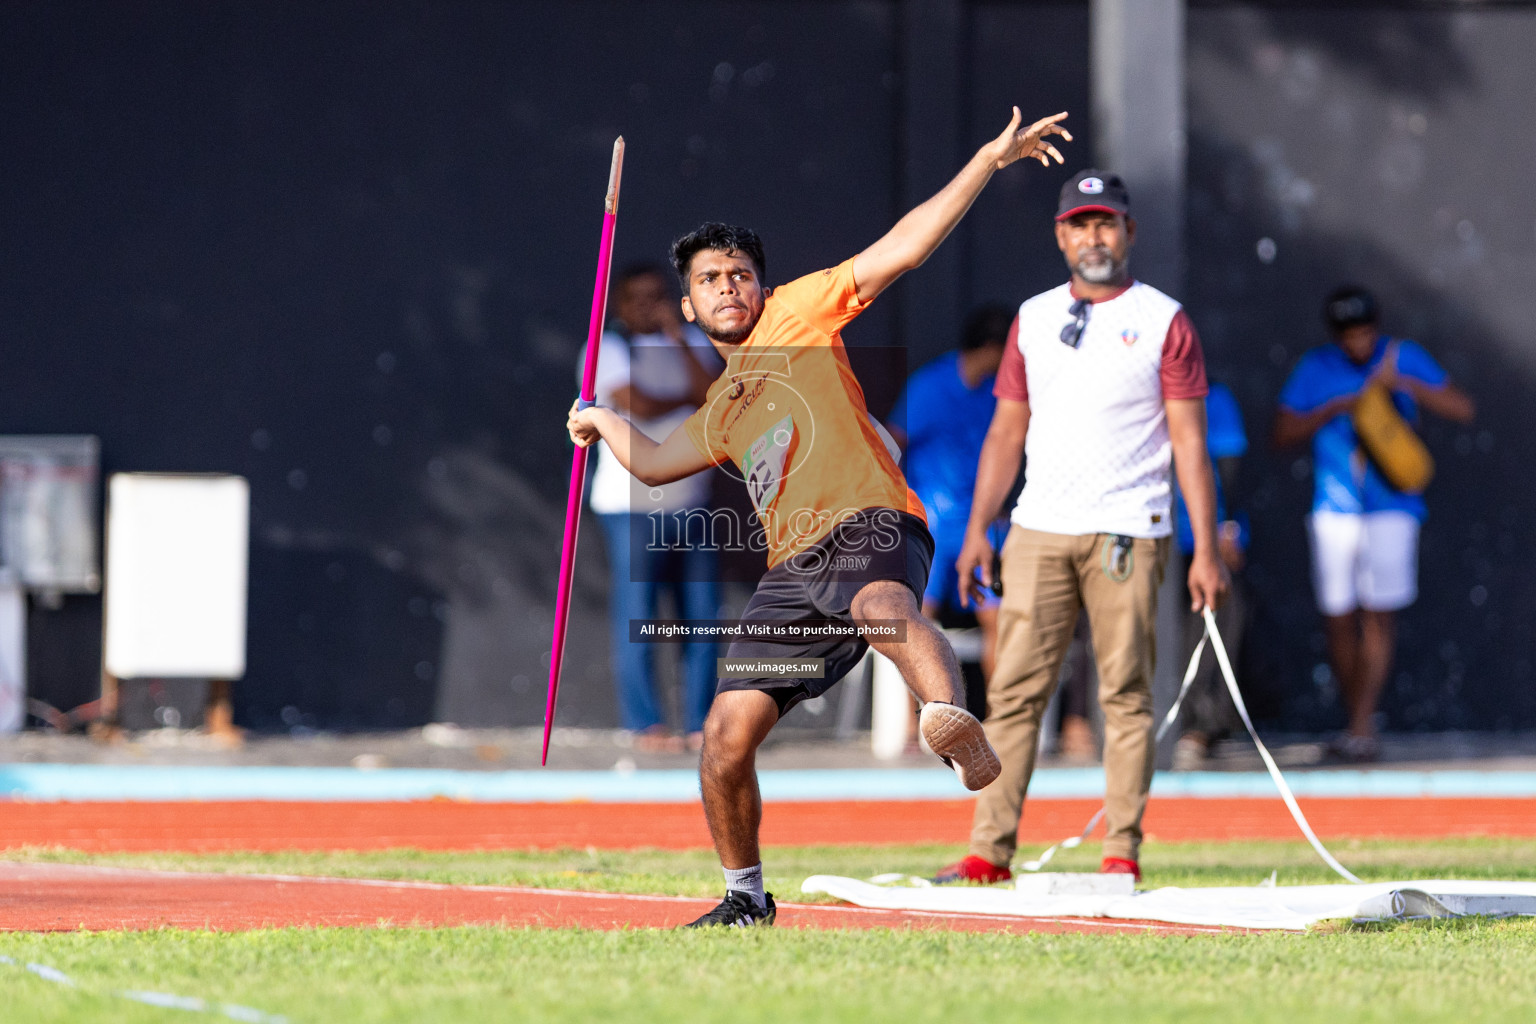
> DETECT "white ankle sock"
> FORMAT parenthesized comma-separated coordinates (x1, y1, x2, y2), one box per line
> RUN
(723, 864, 766, 908)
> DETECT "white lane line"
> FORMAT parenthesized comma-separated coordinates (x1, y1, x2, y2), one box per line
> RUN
(3, 863, 1245, 934)
(2, 953, 287, 1022)
(24, 959, 75, 984)
(4, 863, 721, 905)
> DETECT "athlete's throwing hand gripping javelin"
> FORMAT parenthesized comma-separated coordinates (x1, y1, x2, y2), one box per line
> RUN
(567, 400, 601, 448)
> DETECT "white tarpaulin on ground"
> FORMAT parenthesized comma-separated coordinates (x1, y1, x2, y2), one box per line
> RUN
(801, 876, 1536, 931)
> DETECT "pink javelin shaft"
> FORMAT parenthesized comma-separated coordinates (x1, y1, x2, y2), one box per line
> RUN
(544, 136, 625, 766)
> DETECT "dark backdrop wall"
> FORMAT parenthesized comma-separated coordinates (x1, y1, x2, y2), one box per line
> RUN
(1, 1, 1530, 731)
(1186, 5, 1536, 731)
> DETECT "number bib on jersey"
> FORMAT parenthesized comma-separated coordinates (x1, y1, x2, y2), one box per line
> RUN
(743, 413, 794, 515)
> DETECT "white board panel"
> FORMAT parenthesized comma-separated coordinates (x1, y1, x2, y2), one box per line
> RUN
(104, 474, 249, 679)
(0, 435, 101, 593)
(0, 572, 24, 732)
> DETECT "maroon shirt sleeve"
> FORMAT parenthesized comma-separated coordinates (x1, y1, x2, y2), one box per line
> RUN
(993, 313, 1028, 402)
(1160, 308, 1209, 400)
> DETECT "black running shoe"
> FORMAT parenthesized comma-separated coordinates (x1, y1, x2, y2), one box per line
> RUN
(683, 891, 777, 928)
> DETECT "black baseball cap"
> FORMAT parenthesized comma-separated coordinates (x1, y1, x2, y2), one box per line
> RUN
(1056, 170, 1130, 221)
(1323, 286, 1379, 330)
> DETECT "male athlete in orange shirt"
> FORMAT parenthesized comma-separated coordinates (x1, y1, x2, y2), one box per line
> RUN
(567, 107, 1071, 926)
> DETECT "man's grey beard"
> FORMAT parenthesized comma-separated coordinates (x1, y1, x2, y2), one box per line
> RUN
(1074, 247, 1127, 285)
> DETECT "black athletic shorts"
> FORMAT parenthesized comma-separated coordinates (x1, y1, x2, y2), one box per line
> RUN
(717, 508, 934, 717)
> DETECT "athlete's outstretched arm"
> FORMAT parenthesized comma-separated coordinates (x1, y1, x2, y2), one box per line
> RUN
(852, 108, 1070, 303)
(567, 401, 714, 486)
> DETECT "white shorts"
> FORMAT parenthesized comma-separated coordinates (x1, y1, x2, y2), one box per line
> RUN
(1307, 510, 1420, 616)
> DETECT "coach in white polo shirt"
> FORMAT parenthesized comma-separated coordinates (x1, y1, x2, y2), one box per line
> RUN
(933, 171, 1228, 885)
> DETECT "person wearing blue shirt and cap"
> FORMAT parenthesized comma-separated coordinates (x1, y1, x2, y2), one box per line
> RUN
(1274, 286, 1474, 762)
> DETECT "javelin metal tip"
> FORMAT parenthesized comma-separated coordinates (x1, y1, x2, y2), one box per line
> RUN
(606, 137, 625, 214)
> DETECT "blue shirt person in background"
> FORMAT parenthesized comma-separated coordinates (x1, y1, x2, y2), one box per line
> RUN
(1171, 381, 1251, 768)
(1175, 382, 1247, 558)
(887, 306, 1013, 681)
(1273, 286, 1475, 762)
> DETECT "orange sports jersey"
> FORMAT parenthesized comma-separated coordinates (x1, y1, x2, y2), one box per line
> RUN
(683, 257, 925, 568)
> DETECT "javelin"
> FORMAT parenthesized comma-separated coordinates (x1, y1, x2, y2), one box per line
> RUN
(543, 135, 625, 766)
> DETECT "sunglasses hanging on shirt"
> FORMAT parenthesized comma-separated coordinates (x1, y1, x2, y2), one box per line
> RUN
(1059, 298, 1090, 349)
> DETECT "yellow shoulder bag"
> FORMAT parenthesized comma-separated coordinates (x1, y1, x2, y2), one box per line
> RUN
(1350, 345, 1434, 494)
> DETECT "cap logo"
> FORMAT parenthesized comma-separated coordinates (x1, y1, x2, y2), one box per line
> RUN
(1079, 177, 1105, 195)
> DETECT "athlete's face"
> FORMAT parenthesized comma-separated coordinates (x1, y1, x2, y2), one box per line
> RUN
(1055, 212, 1134, 285)
(967, 341, 1006, 378)
(680, 249, 767, 346)
(1335, 323, 1379, 364)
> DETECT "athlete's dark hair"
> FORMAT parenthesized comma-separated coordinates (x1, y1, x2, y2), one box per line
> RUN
(616, 262, 670, 286)
(670, 223, 767, 287)
(961, 305, 1016, 351)
(1323, 285, 1379, 331)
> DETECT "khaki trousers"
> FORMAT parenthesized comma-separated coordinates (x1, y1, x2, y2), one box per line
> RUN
(969, 527, 1169, 865)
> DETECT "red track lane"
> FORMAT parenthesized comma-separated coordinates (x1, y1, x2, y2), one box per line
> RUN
(0, 797, 1533, 853)
(0, 862, 1236, 936)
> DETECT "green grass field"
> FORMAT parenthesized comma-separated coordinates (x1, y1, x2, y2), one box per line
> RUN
(4, 838, 1535, 1023)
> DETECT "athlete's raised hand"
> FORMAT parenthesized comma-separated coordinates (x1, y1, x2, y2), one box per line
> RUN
(982, 108, 1071, 170)
(851, 109, 1071, 304)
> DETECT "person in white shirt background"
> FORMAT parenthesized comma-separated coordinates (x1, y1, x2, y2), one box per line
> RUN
(582, 265, 725, 752)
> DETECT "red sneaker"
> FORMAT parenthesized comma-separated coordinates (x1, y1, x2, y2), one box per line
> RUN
(932, 855, 1012, 885)
(1100, 857, 1141, 882)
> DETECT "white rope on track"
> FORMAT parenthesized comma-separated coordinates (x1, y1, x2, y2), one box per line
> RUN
(1016, 606, 1360, 884)
(1201, 606, 1361, 883)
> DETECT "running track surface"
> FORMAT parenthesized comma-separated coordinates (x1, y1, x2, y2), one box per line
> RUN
(0, 862, 1239, 936)
(2, 799, 1529, 936)
(0, 797, 1532, 852)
